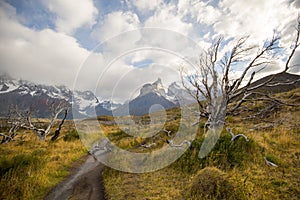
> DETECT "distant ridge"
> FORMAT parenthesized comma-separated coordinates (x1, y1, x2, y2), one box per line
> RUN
(249, 72, 300, 94)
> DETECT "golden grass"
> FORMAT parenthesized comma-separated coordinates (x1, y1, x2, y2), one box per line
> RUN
(102, 88, 300, 200)
(1, 88, 299, 199)
(103, 167, 191, 200)
(0, 131, 86, 200)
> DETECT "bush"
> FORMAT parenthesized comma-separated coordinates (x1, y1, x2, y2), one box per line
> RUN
(190, 167, 245, 199)
(210, 133, 260, 169)
(63, 129, 80, 141)
(171, 138, 205, 173)
(171, 131, 261, 173)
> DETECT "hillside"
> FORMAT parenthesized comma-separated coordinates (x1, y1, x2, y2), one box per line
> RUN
(101, 87, 300, 200)
(249, 72, 300, 94)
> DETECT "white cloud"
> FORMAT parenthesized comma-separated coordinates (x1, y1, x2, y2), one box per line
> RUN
(42, 0, 98, 34)
(131, 0, 163, 12)
(94, 60, 183, 103)
(91, 11, 140, 42)
(88, 27, 201, 102)
(1, 0, 300, 103)
(178, 0, 221, 25)
(144, 4, 192, 35)
(0, 2, 90, 88)
(215, 0, 297, 45)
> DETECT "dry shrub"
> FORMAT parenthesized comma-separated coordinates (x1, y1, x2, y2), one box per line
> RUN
(190, 167, 246, 199)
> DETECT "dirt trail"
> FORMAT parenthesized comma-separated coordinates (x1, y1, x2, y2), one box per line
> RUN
(44, 154, 107, 200)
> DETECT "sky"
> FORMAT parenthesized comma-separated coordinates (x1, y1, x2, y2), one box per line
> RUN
(0, 0, 300, 102)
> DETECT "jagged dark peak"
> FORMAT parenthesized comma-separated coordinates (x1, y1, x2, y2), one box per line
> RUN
(140, 78, 166, 97)
(169, 81, 178, 86)
(154, 77, 162, 84)
(168, 81, 181, 89)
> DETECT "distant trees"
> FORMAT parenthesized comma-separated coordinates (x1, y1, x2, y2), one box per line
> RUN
(0, 101, 69, 143)
(181, 16, 300, 128)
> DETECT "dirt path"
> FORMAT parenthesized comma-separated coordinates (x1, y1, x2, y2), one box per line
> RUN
(44, 154, 107, 200)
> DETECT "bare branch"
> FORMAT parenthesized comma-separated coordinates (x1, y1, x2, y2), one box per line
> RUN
(0, 132, 14, 144)
(227, 128, 249, 142)
(285, 15, 300, 71)
(264, 157, 278, 167)
(51, 109, 68, 141)
(228, 92, 252, 115)
(166, 139, 191, 149)
(180, 15, 300, 159)
(141, 143, 156, 148)
(163, 128, 172, 138)
(233, 34, 280, 92)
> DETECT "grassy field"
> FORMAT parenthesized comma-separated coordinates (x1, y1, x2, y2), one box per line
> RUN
(0, 88, 299, 199)
(0, 123, 86, 200)
(102, 88, 300, 200)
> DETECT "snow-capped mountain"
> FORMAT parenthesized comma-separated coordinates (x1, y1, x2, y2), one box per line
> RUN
(167, 82, 195, 105)
(137, 77, 195, 106)
(99, 100, 122, 111)
(0, 74, 195, 118)
(0, 74, 109, 118)
(0, 75, 72, 100)
(113, 78, 195, 116)
(139, 78, 166, 97)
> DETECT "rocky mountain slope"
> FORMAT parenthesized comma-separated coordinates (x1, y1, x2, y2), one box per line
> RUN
(0, 74, 111, 118)
(113, 78, 195, 116)
(0, 75, 193, 118)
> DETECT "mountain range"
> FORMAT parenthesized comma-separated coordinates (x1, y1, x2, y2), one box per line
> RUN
(112, 78, 195, 116)
(0, 74, 193, 118)
(1, 72, 299, 118)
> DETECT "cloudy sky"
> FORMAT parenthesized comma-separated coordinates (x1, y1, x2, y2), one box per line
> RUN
(0, 0, 300, 102)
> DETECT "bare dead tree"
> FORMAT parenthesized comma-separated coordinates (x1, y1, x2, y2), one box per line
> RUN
(180, 17, 300, 159)
(181, 16, 300, 127)
(50, 108, 68, 141)
(0, 105, 27, 143)
(0, 101, 69, 143)
(24, 101, 69, 141)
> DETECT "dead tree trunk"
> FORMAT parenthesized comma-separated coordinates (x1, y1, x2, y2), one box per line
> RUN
(181, 16, 300, 123)
(51, 109, 68, 141)
(0, 101, 69, 143)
